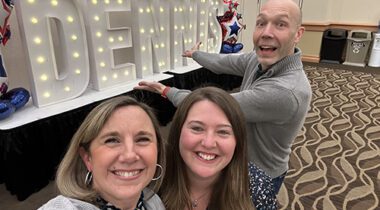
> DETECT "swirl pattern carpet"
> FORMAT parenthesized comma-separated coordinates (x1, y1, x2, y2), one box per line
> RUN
(277, 65, 380, 210)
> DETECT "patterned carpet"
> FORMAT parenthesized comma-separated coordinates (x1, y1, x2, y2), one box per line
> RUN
(277, 65, 380, 210)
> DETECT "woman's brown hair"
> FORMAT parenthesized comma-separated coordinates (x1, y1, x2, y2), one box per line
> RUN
(159, 86, 254, 210)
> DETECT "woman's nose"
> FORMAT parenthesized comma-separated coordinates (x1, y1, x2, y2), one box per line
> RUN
(201, 133, 217, 148)
(119, 143, 139, 162)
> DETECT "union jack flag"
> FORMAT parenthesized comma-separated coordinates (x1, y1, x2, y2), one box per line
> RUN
(0, 0, 14, 45)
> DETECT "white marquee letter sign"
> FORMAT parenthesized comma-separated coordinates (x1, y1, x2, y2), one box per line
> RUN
(130, 0, 171, 78)
(196, 0, 222, 54)
(170, 0, 197, 68)
(79, 0, 136, 91)
(15, 0, 89, 107)
(14, 0, 224, 108)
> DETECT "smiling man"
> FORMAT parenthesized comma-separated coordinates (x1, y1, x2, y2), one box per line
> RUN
(136, 0, 312, 195)
(254, 0, 304, 70)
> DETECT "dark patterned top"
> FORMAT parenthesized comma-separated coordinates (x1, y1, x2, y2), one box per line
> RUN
(249, 162, 278, 210)
(95, 192, 146, 210)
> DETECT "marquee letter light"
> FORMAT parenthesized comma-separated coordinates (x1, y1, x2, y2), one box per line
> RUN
(170, 0, 197, 68)
(196, 0, 223, 54)
(14, 0, 224, 108)
(15, 0, 90, 107)
(130, 0, 170, 78)
(78, 0, 136, 90)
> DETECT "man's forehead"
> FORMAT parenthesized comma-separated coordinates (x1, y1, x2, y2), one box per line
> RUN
(260, 0, 300, 19)
(257, 12, 291, 20)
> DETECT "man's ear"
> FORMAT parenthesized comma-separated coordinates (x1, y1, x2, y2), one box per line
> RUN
(294, 26, 305, 44)
(79, 147, 92, 171)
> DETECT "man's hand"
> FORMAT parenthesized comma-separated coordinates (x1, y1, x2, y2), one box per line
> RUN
(182, 41, 202, 58)
(134, 81, 167, 95)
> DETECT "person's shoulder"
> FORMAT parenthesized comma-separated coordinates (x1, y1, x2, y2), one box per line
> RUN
(143, 189, 166, 210)
(145, 194, 165, 210)
(38, 195, 99, 210)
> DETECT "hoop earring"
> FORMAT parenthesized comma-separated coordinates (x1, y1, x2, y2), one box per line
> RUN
(85, 171, 93, 185)
(152, 164, 163, 181)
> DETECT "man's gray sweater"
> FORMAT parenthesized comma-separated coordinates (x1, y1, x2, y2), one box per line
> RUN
(165, 48, 312, 178)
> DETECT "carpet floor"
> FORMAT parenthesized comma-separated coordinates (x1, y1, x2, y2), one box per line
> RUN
(277, 64, 380, 210)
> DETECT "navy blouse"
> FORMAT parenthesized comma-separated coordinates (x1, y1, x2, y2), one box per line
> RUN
(248, 162, 278, 210)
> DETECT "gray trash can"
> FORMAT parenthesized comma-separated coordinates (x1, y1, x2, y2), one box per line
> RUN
(368, 33, 380, 67)
(343, 30, 372, 67)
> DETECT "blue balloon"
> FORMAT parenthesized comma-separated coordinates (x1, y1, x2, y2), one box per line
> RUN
(221, 43, 244, 54)
(0, 100, 15, 120)
(1, 87, 30, 109)
(232, 43, 244, 53)
(221, 44, 234, 54)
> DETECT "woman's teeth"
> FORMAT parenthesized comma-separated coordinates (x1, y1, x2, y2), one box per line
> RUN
(197, 152, 216, 160)
(114, 170, 140, 177)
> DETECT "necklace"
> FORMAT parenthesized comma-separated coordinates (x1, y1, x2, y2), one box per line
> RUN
(191, 191, 209, 208)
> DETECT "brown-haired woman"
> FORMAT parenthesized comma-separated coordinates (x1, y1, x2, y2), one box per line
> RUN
(158, 87, 277, 210)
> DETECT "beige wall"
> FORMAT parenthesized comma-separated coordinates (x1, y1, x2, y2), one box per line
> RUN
(326, 0, 379, 24)
(238, 0, 257, 53)
(1, 12, 30, 90)
(297, 31, 323, 61)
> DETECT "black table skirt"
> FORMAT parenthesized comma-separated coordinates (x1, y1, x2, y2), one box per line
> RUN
(0, 68, 242, 201)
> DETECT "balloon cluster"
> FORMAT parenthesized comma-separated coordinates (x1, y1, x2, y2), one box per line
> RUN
(217, 0, 246, 54)
(0, 0, 30, 120)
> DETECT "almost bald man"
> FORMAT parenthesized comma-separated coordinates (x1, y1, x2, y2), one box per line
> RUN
(136, 0, 312, 194)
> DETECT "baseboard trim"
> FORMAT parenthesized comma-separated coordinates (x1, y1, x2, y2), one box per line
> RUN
(302, 22, 378, 32)
(302, 55, 320, 63)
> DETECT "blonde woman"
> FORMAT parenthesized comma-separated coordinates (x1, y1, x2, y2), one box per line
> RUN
(39, 96, 165, 210)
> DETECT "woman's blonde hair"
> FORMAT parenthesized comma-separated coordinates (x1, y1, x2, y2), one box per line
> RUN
(56, 95, 165, 202)
(159, 87, 254, 210)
